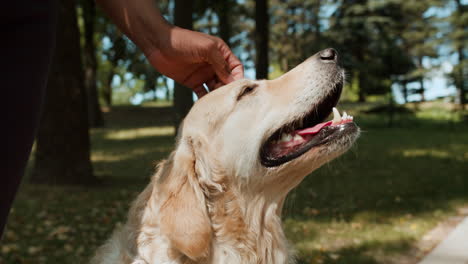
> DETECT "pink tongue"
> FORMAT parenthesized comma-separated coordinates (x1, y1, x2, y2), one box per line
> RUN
(296, 121, 332, 136)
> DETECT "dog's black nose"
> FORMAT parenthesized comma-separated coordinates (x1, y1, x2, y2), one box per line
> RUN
(319, 48, 338, 62)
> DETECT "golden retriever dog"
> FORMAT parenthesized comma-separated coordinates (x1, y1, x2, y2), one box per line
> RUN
(91, 48, 359, 264)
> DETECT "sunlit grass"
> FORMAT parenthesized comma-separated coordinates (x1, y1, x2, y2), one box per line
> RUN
(2, 105, 468, 264)
(284, 210, 446, 263)
(400, 149, 451, 159)
(98, 126, 174, 140)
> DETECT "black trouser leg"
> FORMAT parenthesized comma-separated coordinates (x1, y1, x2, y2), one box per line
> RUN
(1, 0, 57, 237)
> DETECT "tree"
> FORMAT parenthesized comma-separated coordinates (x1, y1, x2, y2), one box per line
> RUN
(32, 0, 96, 185)
(397, 0, 440, 103)
(195, 0, 236, 46)
(81, 0, 104, 127)
(255, 0, 269, 79)
(214, 0, 236, 46)
(94, 8, 130, 109)
(173, 0, 195, 129)
(270, 0, 325, 73)
(99, 28, 127, 108)
(328, 0, 416, 102)
(129, 51, 162, 102)
(329, 0, 372, 102)
(446, 0, 467, 109)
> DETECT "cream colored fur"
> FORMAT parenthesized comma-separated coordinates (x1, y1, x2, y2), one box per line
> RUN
(91, 51, 358, 264)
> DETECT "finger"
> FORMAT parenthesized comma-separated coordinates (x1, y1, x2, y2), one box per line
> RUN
(182, 64, 216, 90)
(213, 81, 224, 89)
(193, 84, 208, 99)
(216, 38, 244, 80)
(230, 63, 244, 80)
(207, 41, 236, 84)
(223, 48, 244, 80)
(206, 75, 226, 91)
(205, 79, 217, 91)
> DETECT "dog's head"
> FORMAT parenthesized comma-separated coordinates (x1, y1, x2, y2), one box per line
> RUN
(181, 48, 358, 189)
(156, 49, 359, 260)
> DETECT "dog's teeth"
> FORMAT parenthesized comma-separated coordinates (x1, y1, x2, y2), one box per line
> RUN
(343, 111, 348, 120)
(280, 133, 293, 142)
(280, 134, 287, 142)
(293, 134, 303, 141)
(332, 107, 342, 124)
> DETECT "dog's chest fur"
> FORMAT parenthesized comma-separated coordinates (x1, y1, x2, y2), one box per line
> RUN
(207, 190, 290, 264)
(131, 188, 291, 264)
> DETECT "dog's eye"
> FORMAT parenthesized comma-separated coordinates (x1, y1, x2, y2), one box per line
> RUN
(237, 84, 257, 100)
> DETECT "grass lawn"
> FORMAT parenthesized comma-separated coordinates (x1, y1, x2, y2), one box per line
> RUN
(2, 102, 468, 264)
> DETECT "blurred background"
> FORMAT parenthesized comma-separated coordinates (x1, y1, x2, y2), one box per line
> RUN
(2, 0, 467, 263)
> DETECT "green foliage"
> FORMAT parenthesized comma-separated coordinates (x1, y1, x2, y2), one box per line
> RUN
(441, 0, 467, 108)
(270, 0, 325, 71)
(70, 0, 465, 106)
(327, 0, 432, 100)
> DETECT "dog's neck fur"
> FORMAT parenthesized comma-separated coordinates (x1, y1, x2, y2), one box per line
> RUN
(132, 182, 291, 264)
(205, 186, 290, 264)
(92, 167, 292, 264)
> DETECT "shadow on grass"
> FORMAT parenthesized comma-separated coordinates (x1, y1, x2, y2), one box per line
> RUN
(90, 107, 177, 180)
(102, 106, 175, 129)
(90, 134, 174, 180)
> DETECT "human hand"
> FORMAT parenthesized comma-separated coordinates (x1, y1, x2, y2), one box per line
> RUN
(145, 26, 244, 98)
(96, 0, 243, 97)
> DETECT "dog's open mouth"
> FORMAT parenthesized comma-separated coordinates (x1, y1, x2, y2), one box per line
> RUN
(260, 83, 357, 167)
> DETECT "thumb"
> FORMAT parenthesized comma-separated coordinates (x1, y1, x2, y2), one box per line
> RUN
(207, 47, 235, 84)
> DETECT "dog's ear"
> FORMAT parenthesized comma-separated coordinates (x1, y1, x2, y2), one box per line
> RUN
(157, 138, 212, 261)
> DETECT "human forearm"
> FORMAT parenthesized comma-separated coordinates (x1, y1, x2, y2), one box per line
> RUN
(95, 0, 171, 54)
(96, 0, 243, 95)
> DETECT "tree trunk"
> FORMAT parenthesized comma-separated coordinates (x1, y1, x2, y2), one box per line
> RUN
(173, 0, 194, 131)
(207, 10, 214, 35)
(312, 0, 321, 42)
(32, 0, 96, 185)
(255, 0, 269, 79)
(103, 34, 125, 109)
(455, 0, 466, 110)
(82, 0, 104, 127)
(419, 77, 425, 102)
(457, 47, 466, 110)
(418, 56, 425, 102)
(164, 77, 171, 101)
(355, 47, 367, 102)
(402, 80, 408, 104)
(387, 90, 395, 128)
(215, 0, 232, 46)
(146, 74, 157, 101)
(357, 71, 366, 103)
(103, 69, 114, 108)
